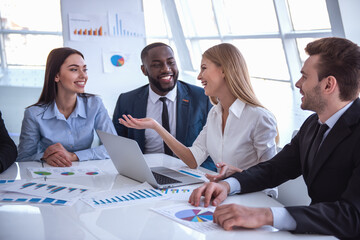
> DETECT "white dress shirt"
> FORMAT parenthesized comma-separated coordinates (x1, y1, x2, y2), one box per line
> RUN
(144, 85, 177, 154)
(188, 99, 277, 169)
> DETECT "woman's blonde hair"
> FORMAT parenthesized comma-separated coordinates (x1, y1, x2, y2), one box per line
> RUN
(203, 43, 280, 144)
(203, 43, 263, 108)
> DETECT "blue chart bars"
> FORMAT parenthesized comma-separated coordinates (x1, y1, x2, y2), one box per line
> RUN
(86, 188, 163, 208)
(109, 13, 145, 38)
(1, 196, 69, 205)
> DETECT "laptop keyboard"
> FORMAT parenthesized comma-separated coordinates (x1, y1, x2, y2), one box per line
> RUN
(152, 172, 181, 185)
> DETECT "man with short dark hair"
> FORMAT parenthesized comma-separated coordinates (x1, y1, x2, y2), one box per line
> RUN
(189, 37, 360, 239)
(113, 42, 215, 171)
(0, 111, 17, 173)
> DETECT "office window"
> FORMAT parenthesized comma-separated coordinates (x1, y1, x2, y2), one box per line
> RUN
(296, 38, 320, 63)
(143, 0, 170, 39)
(142, 0, 334, 86)
(233, 39, 289, 80)
(222, 0, 279, 34)
(5, 34, 63, 66)
(175, 0, 218, 37)
(287, 0, 331, 31)
(0, 0, 63, 86)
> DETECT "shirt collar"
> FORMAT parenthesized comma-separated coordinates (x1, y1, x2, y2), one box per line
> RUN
(214, 98, 245, 119)
(321, 100, 354, 128)
(70, 95, 86, 119)
(42, 95, 86, 120)
(148, 84, 177, 104)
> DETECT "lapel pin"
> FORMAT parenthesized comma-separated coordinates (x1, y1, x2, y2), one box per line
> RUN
(182, 99, 189, 103)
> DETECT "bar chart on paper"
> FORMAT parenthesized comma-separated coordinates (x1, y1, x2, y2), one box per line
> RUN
(68, 13, 108, 41)
(0, 192, 73, 206)
(1, 181, 89, 201)
(108, 12, 145, 38)
(81, 183, 165, 208)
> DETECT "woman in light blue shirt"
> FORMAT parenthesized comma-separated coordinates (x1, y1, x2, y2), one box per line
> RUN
(17, 47, 116, 167)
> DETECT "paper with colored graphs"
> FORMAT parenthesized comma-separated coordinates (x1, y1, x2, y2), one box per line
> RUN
(81, 182, 165, 209)
(152, 203, 221, 233)
(0, 191, 77, 206)
(0, 180, 91, 201)
(159, 185, 198, 201)
(27, 167, 103, 179)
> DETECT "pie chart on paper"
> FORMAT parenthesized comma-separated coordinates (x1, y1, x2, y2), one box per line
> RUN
(175, 209, 213, 222)
(111, 55, 125, 67)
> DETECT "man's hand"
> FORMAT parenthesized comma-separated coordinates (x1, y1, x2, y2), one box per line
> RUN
(214, 204, 274, 230)
(42, 143, 78, 167)
(188, 181, 230, 207)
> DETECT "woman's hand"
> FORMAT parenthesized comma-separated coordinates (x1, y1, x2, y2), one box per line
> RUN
(206, 162, 243, 182)
(42, 143, 78, 167)
(119, 114, 159, 130)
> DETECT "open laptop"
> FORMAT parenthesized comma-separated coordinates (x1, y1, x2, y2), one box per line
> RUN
(96, 130, 204, 189)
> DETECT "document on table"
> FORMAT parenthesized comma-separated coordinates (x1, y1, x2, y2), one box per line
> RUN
(0, 191, 78, 206)
(152, 203, 221, 233)
(81, 182, 166, 209)
(0, 180, 90, 206)
(159, 185, 198, 201)
(27, 167, 103, 179)
(0, 180, 91, 201)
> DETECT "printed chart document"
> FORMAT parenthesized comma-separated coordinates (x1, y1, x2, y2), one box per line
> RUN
(0, 180, 91, 206)
(159, 185, 198, 201)
(27, 167, 103, 179)
(81, 182, 166, 209)
(152, 203, 221, 233)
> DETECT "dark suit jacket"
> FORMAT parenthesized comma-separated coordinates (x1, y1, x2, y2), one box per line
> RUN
(113, 80, 216, 171)
(232, 98, 360, 239)
(0, 111, 17, 173)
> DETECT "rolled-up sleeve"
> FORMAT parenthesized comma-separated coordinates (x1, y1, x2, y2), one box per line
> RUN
(188, 122, 209, 167)
(253, 111, 277, 163)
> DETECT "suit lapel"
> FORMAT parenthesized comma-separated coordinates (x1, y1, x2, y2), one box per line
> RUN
(307, 98, 360, 185)
(307, 121, 351, 185)
(133, 86, 149, 152)
(176, 82, 190, 144)
(302, 120, 319, 177)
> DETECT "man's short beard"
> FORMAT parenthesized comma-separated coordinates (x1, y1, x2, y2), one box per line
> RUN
(148, 74, 178, 93)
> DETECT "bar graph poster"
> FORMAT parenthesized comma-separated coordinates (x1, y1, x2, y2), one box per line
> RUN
(108, 11, 145, 38)
(68, 13, 108, 41)
(1, 180, 91, 201)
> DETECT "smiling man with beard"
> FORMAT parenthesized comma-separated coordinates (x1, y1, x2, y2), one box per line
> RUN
(113, 42, 216, 171)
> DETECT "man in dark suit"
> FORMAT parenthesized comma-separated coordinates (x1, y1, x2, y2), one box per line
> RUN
(189, 37, 360, 239)
(113, 42, 215, 171)
(0, 111, 17, 173)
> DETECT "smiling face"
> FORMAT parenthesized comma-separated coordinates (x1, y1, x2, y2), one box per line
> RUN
(141, 46, 179, 96)
(197, 57, 226, 97)
(55, 54, 88, 96)
(295, 54, 327, 113)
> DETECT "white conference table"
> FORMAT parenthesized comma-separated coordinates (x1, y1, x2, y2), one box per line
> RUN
(0, 154, 336, 240)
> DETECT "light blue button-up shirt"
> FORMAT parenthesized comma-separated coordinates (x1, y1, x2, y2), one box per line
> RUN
(17, 95, 116, 162)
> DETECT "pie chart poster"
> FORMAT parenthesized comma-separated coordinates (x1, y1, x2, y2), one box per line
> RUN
(102, 51, 130, 73)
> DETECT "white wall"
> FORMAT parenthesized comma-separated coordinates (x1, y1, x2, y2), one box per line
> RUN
(60, 0, 146, 116)
(339, 0, 360, 45)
